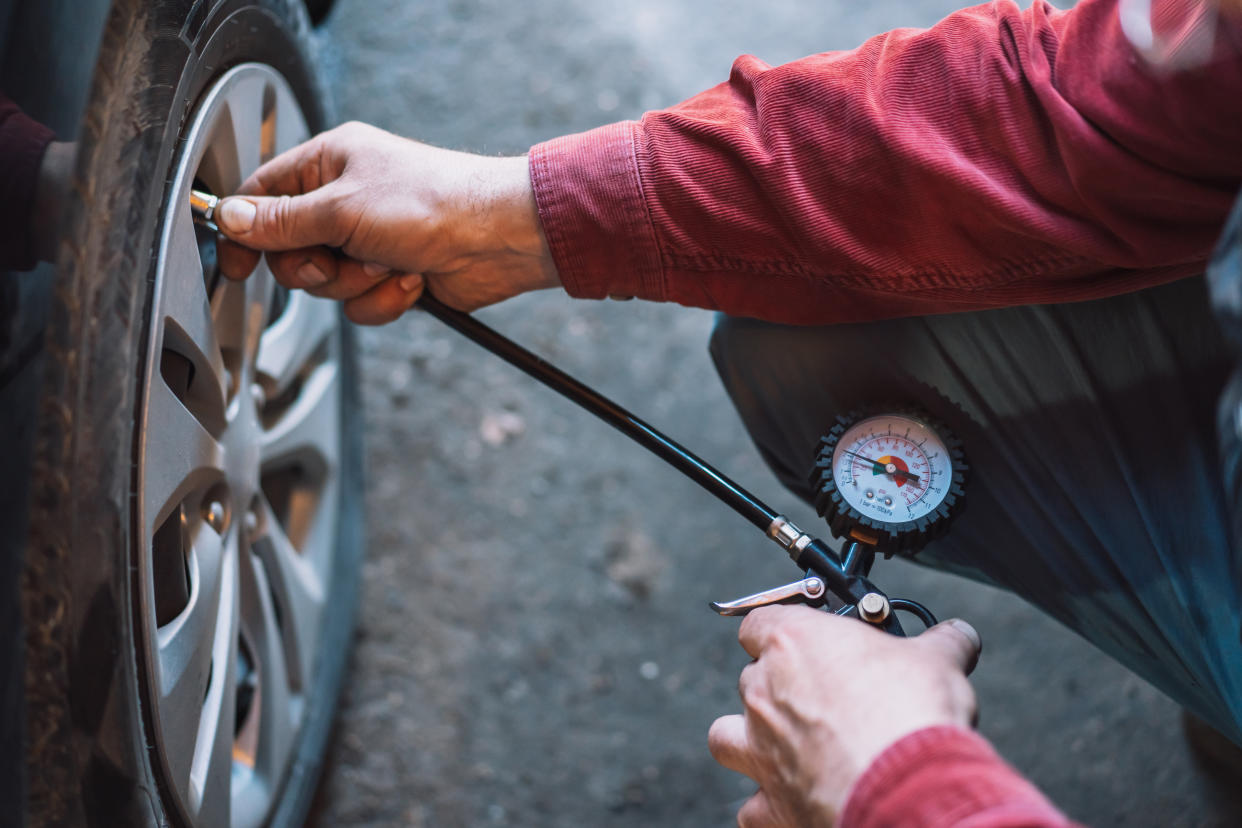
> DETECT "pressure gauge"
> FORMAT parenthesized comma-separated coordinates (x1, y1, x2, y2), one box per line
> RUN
(810, 408, 967, 557)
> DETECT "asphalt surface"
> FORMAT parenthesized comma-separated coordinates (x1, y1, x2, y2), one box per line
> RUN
(307, 1, 1242, 825)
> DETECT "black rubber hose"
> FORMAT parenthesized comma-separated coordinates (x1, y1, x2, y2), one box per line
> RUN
(415, 294, 781, 532)
(890, 598, 938, 629)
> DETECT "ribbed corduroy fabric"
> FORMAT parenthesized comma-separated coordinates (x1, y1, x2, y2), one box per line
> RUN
(840, 726, 1078, 828)
(530, 0, 1242, 324)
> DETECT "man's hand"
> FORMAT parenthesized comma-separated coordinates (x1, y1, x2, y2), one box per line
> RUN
(33, 140, 74, 265)
(708, 606, 981, 827)
(216, 121, 561, 324)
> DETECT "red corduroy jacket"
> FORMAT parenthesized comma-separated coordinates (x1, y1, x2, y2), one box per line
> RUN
(531, 0, 1242, 326)
(530, 0, 1241, 823)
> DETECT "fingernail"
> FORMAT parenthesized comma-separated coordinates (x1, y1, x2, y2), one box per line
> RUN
(297, 261, 329, 286)
(363, 261, 389, 277)
(946, 618, 982, 651)
(218, 198, 256, 233)
(398, 273, 423, 292)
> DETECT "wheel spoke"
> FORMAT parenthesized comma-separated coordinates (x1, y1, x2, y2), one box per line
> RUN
(256, 292, 337, 394)
(253, 496, 325, 692)
(189, 541, 238, 827)
(211, 276, 247, 361)
(270, 75, 310, 159)
(238, 551, 297, 791)
(202, 70, 268, 189)
(154, 525, 234, 816)
(210, 262, 274, 369)
(160, 206, 227, 422)
(144, 376, 225, 534)
(244, 263, 276, 369)
(260, 362, 340, 470)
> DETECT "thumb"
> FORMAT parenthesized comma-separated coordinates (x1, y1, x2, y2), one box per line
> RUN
(217, 190, 340, 252)
(916, 618, 982, 675)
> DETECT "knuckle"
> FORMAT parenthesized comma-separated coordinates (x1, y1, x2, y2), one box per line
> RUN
(951, 677, 978, 722)
(736, 793, 767, 828)
(338, 120, 370, 141)
(263, 195, 297, 241)
(737, 664, 765, 705)
(737, 610, 764, 643)
(765, 626, 796, 653)
(323, 184, 355, 217)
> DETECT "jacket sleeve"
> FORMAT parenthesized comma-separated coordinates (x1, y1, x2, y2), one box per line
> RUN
(840, 725, 1079, 828)
(0, 92, 55, 271)
(529, 0, 1242, 324)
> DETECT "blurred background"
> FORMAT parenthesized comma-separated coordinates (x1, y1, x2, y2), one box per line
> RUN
(307, 1, 1241, 824)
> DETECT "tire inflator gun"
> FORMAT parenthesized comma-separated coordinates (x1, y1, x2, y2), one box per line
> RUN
(192, 188, 966, 636)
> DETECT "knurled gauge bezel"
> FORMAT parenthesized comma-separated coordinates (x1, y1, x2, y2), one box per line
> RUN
(810, 405, 968, 557)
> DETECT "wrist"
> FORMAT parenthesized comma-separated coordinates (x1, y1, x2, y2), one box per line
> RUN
(473, 154, 562, 295)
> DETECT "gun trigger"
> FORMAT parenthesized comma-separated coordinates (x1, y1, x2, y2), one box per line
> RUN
(710, 576, 827, 616)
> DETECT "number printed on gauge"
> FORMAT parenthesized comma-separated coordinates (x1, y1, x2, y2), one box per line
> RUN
(812, 407, 968, 556)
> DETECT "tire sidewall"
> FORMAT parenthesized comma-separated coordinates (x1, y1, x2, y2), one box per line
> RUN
(24, 1, 350, 825)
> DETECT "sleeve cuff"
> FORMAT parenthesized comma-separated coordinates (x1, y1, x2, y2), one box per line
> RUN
(841, 725, 1074, 828)
(528, 121, 665, 302)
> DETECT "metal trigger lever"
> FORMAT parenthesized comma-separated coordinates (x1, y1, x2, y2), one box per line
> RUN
(710, 575, 827, 616)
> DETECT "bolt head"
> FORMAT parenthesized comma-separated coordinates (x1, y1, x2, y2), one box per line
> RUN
(244, 509, 260, 535)
(250, 383, 266, 408)
(858, 592, 891, 622)
(805, 578, 824, 598)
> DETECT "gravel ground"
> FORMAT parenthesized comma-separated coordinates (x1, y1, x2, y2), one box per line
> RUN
(306, 1, 1242, 825)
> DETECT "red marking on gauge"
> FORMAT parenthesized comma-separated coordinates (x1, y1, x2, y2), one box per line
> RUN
(874, 455, 910, 487)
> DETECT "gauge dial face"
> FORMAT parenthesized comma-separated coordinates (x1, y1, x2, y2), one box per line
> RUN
(831, 414, 953, 524)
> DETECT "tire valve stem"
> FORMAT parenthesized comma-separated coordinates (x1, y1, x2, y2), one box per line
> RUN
(189, 188, 222, 234)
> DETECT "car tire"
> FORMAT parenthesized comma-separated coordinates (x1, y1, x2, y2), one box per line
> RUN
(22, 1, 364, 826)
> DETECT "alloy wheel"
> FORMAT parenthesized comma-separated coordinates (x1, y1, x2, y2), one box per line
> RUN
(137, 63, 343, 827)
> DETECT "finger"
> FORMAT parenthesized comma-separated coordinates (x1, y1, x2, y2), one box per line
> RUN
(737, 605, 817, 659)
(303, 258, 392, 301)
(736, 789, 781, 828)
(735, 660, 755, 705)
(916, 618, 982, 675)
(708, 715, 759, 778)
(236, 133, 337, 198)
(342, 273, 424, 325)
(217, 236, 261, 281)
(219, 134, 341, 279)
(217, 187, 344, 252)
(265, 247, 340, 290)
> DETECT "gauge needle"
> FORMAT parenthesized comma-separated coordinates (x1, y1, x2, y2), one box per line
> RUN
(842, 450, 921, 483)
